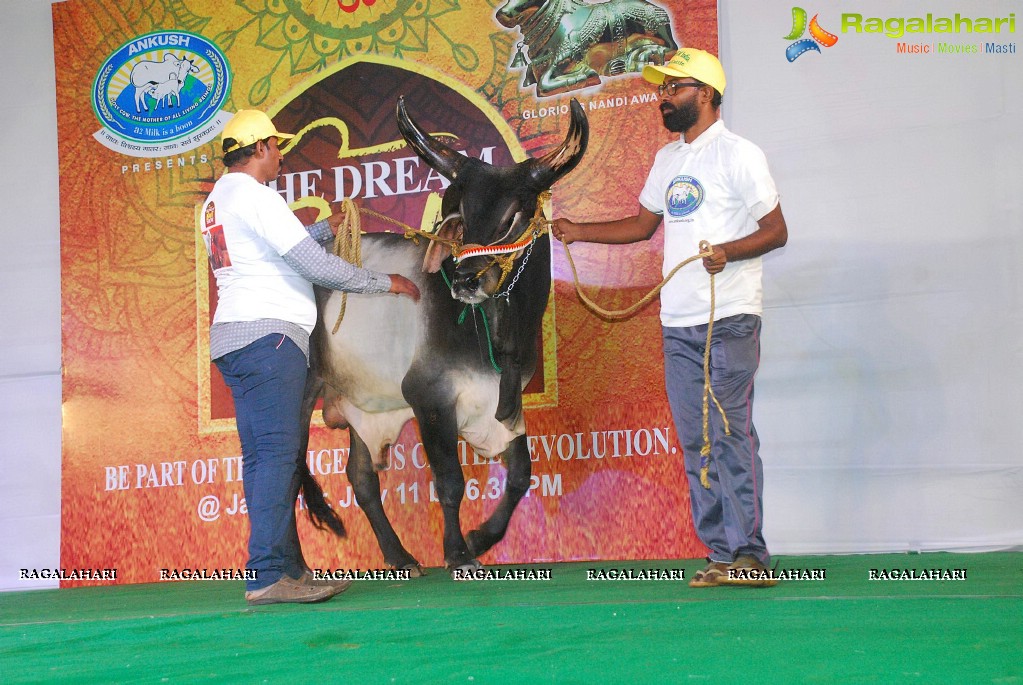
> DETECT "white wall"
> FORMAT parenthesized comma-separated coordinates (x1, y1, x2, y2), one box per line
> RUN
(719, 0, 1023, 553)
(0, 0, 63, 590)
(1, 0, 1020, 590)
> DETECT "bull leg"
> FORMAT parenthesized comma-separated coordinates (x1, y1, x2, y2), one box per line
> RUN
(466, 434, 531, 557)
(538, 63, 601, 96)
(416, 408, 478, 575)
(494, 359, 522, 427)
(347, 429, 424, 576)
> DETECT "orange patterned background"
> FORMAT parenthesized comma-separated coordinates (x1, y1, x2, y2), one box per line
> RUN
(55, 0, 717, 586)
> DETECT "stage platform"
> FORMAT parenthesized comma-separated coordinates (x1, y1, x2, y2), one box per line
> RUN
(2, 553, 1020, 683)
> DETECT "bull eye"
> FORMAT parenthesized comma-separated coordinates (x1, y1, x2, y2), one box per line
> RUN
(490, 210, 524, 246)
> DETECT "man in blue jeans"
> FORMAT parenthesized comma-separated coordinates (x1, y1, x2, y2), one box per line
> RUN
(201, 110, 420, 605)
(552, 49, 788, 587)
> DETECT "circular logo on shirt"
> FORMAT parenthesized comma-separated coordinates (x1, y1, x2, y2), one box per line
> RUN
(665, 175, 704, 217)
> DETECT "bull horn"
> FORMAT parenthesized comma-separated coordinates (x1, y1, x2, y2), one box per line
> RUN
(527, 98, 589, 189)
(396, 96, 469, 182)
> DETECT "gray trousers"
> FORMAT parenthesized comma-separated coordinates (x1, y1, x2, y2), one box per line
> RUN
(663, 314, 769, 566)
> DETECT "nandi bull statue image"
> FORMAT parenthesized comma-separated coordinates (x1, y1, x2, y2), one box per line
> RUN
(497, 0, 678, 96)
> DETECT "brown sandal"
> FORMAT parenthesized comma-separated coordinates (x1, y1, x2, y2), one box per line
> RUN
(719, 555, 779, 587)
(688, 561, 730, 588)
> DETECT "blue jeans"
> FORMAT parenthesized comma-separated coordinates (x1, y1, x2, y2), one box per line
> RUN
(214, 334, 308, 590)
(663, 314, 769, 566)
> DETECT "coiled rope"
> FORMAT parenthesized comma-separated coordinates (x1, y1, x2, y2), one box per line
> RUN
(329, 199, 364, 334)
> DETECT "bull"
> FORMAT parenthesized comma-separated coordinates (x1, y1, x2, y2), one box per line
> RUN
(497, 0, 678, 97)
(297, 97, 588, 576)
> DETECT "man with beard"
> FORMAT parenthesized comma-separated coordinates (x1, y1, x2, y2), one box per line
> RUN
(202, 110, 420, 604)
(552, 49, 788, 588)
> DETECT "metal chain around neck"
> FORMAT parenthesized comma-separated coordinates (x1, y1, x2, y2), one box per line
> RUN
(494, 233, 537, 300)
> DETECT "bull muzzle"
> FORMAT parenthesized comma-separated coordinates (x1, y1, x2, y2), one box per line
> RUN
(495, 0, 529, 28)
(450, 257, 502, 304)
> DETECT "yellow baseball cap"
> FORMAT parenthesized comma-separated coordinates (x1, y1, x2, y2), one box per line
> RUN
(642, 48, 727, 95)
(221, 110, 294, 153)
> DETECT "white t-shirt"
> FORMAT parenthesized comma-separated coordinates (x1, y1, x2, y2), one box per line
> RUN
(638, 120, 779, 328)
(201, 172, 318, 332)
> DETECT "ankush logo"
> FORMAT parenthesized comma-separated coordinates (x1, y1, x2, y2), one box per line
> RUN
(784, 7, 839, 62)
(666, 175, 704, 218)
(91, 31, 232, 158)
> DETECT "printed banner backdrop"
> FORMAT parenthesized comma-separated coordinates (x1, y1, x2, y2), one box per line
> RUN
(55, 0, 717, 586)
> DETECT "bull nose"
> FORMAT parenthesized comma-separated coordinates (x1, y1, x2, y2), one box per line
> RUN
(452, 274, 486, 305)
(455, 274, 479, 289)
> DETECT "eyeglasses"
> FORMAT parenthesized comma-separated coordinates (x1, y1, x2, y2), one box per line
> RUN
(657, 81, 704, 97)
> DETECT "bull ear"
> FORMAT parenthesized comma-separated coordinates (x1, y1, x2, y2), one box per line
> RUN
(422, 216, 462, 274)
(527, 98, 589, 188)
(396, 96, 469, 182)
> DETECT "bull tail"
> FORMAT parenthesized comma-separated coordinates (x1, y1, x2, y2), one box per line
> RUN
(298, 339, 346, 538)
(300, 461, 347, 538)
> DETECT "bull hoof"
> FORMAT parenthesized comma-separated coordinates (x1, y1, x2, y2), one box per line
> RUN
(386, 558, 425, 577)
(447, 559, 483, 580)
(396, 563, 426, 578)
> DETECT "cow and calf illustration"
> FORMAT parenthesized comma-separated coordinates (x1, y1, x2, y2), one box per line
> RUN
(127, 54, 198, 112)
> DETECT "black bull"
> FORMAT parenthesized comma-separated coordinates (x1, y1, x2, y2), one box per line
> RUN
(296, 98, 588, 575)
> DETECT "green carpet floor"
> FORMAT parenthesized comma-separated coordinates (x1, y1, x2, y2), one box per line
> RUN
(1, 553, 1020, 683)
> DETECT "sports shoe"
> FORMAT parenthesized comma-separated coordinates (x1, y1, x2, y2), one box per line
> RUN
(299, 569, 354, 596)
(244, 575, 337, 606)
(719, 555, 779, 587)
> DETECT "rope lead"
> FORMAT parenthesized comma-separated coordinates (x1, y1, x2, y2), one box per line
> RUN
(697, 240, 730, 489)
(562, 238, 729, 489)
(441, 266, 502, 374)
(331, 199, 727, 488)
